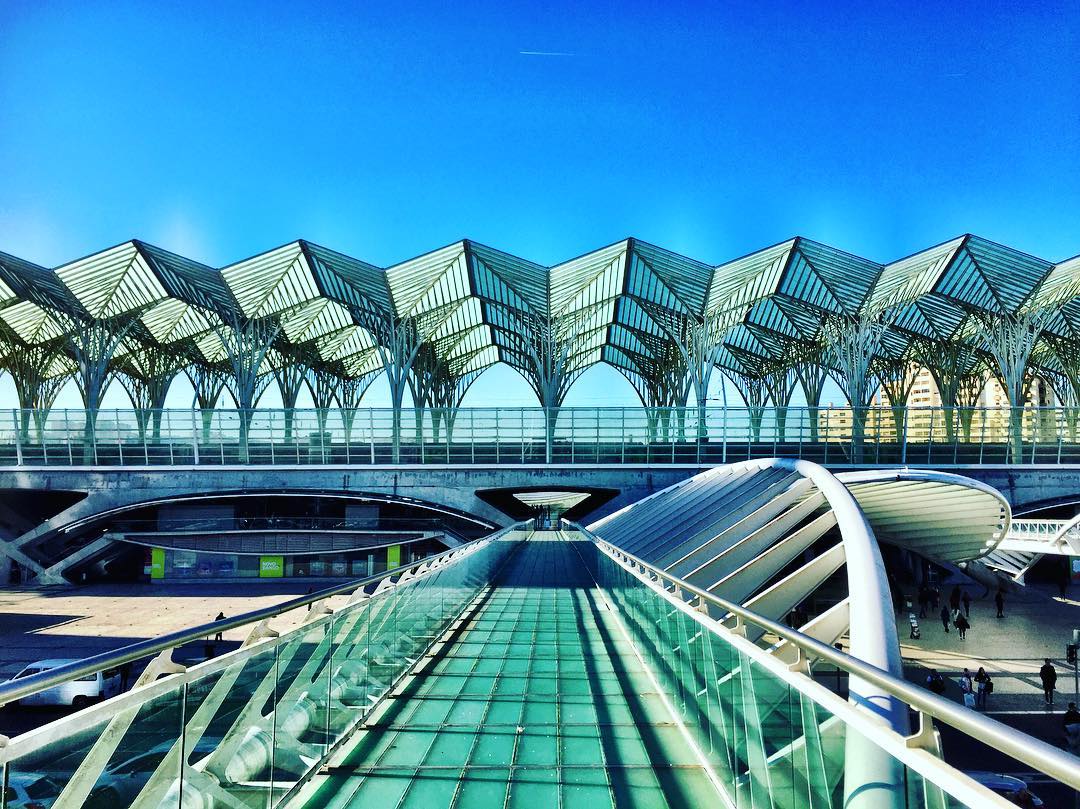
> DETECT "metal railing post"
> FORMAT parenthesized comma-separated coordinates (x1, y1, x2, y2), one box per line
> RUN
(1030, 408, 1038, 464)
(900, 406, 908, 465)
(621, 408, 626, 464)
(595, 407, 600, 463)
(63, 409, 72, 464)
(822, 408, 829, 464)
(1058, 408, 1064, 465)
(11, 409, 23, 466)
(570, 408, 575, 463)
(369, 410, 375, 464)
(696, 406, 702, 465)
(141, 408, 149, 465)
(978, 408, 986, 464)
(721, 404, 727, 463)
(40, 409, 48, 465)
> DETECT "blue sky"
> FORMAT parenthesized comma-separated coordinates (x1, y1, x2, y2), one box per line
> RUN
(1, 1, 1078, 410)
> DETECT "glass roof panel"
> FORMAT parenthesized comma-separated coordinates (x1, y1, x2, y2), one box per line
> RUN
(221, 242, 321, 319)
(55, 241, 169, 319)
(707, 239, 793, 315)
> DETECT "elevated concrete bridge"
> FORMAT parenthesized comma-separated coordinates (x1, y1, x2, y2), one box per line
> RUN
(4, 405, 1080, 583)
(3, 462, 1079, 584)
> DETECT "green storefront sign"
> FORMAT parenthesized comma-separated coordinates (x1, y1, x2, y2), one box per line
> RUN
(387, 544, 401, 570)
(150, 547, 165, 580)
(260, 555, 284, 578)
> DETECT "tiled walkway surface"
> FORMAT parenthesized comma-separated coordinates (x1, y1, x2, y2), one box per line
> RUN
(296, 533, 720, 809)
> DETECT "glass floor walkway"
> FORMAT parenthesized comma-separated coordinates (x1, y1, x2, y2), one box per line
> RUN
(293, 532, 723, 808)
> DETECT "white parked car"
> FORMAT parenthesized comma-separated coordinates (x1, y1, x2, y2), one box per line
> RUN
(2, 772, 63, 809)
(8, 659, 121, 709)
(965, 771, 1044, 806)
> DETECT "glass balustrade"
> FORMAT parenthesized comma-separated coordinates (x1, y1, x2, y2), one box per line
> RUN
(582, 540, 1016, 809)
(0, 406, 1077, 466)
(0, 532, 523, 809)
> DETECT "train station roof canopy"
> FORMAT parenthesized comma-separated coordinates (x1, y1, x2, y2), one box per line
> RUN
(0, 234, 1078, 401)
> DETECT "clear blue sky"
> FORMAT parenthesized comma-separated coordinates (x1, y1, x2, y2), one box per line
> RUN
(1, 1, 1078, 410)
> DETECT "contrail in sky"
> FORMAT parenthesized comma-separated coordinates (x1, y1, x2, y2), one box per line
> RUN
(519, 50, 575, 57)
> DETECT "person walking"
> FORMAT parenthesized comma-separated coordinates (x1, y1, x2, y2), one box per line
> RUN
(917, 586, 929, 619)
(925, 669, 946, 695)
(939, 604, 950, 633)
(949, 585, 962, 613)
(961, 590, 972, 618)
(214, 611, 226, 642)
(959, 668, 974, 708)
(974, 667, 992, 709)
(954, 611, 970, 640)
(1040, 659, 1058, 705)
(1063, 702, 1080, 753)
(994, 588, 1005, 619)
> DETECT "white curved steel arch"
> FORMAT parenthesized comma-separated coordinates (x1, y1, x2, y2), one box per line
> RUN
(587, 458, 1014, 809)
(588, 459, 902, 724)
(588, 459, 1013, 726)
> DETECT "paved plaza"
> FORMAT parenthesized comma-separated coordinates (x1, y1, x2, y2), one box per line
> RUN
(897, 582, 1080, 711)
(0, 581, 349, 680)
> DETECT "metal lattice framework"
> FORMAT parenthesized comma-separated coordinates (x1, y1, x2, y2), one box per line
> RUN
(1, 234, 1079, 459)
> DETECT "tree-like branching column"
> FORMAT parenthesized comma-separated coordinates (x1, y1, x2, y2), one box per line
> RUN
(913, 337, 988, 443)
(216, 316, 279, 462)
(821, 310, 894, 463)
(357, 306, 449, 463)
(307, 364, 337, 446)
(306, 362, 374, 461)
(871, 355, 920, 443)
(186, 361, 229, 442)
(407, 343, 484, 445)
(971, 309, 1054, 462)
(514, 307, 598, 462)
(270, 353, 310, 443)
(655, 308, 729, 443)
(732, 353, 800, 442)
(114, 348, 184, 440)
(1037, 335, 1080, 442)
(335, 372, 375, 451)
(790, 343, 830, 443)
(60, 313, 140, 463)
(763, 362, 798, 442)
(621, 338, 692, 442)
(726, 370, 769, 442)
(0, 334, 71, 442)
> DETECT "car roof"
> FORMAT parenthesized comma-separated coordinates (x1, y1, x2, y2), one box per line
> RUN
(22, 659, 82, 668)
(965, 771, 1026, 788)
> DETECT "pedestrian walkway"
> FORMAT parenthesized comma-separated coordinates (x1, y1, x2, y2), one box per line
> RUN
(292, 533, 722, 809)
(898, 582, 1080, 708)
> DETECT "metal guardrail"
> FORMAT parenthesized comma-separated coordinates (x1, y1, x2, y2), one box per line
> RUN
(106, 516, 448, 533)
(1, 405, 1079, 466)
(0, 522, 527, 709)
(578, 526, 1080, 793)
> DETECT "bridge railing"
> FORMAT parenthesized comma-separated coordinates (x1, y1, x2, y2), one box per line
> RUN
(578, 530, 1080, 808)
(0, 523, 529, 809)
(2, 405, 1079, 466)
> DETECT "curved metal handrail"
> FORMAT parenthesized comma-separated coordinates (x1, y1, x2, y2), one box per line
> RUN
(1052, 512, 1080, 553)
(579, 526, 1080, 791)
(0, 521, 529, 708)
(590, 457, 905, 728)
